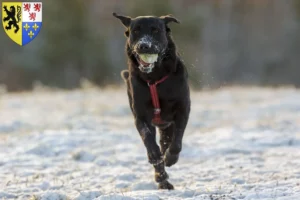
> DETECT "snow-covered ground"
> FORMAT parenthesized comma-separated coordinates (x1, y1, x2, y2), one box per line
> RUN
(0, 86, 300, 200)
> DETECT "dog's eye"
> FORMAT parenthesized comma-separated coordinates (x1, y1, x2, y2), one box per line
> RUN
(151, 27, 159, 34)
(133, 26, 141, 34)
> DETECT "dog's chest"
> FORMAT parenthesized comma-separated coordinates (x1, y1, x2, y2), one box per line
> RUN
(146, 85, 177, 121)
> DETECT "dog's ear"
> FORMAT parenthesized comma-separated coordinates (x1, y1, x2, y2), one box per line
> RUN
(113, 12, 131, 27)
(160, 14, 180, 25)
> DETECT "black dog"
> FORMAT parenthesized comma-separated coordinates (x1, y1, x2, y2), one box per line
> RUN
(113, 13, 191, 190)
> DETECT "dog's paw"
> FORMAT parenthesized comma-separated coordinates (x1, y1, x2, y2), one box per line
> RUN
(164, 149, 179, 167)
(158, 180, 174, 190)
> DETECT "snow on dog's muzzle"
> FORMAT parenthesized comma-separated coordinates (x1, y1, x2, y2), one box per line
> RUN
(134, 36, 159, 73)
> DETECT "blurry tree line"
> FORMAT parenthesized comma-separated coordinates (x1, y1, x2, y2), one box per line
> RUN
(0, 0, 300, 92)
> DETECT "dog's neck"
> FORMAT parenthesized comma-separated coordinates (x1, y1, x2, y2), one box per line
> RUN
(126, 39, 178, 82)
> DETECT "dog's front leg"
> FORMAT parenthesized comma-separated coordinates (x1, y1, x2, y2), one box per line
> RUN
(135, 119, 174, 189)
(135, 119, 161, 164)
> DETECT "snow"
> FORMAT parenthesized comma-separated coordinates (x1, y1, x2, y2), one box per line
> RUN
(0, 87, 300, 200)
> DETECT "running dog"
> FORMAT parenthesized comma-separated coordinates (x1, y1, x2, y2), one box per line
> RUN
(113, 13, 191, 190)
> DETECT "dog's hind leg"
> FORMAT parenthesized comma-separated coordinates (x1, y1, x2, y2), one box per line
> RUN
(159, 124, 174, 155)
(164, 102, 190, 167)
(135, 119, 174, 190)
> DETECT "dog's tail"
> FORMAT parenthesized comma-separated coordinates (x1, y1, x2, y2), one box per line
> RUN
(121, 70, 129, 81)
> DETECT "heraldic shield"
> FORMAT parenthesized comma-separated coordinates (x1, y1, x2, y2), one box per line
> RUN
(2, 2, 42, 46)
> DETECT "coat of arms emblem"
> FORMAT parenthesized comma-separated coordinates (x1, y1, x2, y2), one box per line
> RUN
(2, 2, 42, 46)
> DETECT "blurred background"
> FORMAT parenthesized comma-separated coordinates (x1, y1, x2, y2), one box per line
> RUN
(1, 0, 300, 92)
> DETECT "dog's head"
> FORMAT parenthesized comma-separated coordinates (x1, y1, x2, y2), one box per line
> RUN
(113, 13, 179, 73)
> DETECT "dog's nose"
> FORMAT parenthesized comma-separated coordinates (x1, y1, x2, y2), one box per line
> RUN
(138, 43, 150, 50)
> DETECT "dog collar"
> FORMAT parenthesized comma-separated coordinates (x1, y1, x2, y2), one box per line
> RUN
(147, 75, 169, 125)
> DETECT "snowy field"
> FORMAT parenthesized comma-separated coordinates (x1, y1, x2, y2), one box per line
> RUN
(0, 86, 300, 200)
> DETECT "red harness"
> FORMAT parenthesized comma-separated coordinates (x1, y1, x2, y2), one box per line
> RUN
(147, 75, 169, 125)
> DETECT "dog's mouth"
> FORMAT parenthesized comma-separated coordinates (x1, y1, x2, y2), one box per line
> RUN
(136, 54, 158, 73)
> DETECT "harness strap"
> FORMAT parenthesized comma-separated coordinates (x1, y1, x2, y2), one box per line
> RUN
(147, 75, 169, 124)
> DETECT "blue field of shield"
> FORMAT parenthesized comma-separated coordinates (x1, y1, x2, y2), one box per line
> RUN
(22, 22, 42, 46)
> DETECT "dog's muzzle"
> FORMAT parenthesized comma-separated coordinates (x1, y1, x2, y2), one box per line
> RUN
(134, 36, 161, 73)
